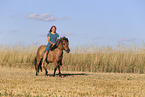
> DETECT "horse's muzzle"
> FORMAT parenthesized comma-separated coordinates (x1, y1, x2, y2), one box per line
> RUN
(65, 49, 70, 53)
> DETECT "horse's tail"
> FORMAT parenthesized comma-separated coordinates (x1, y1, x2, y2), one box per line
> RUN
(34, 57, 37, 70)
(34, 57, 42, 73)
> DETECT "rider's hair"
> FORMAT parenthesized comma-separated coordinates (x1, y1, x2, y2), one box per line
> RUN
(49, 26, 57, 33)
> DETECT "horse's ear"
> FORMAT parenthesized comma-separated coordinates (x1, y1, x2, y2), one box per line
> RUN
(64, 37, 69, 42)
(60, 36, 69, 42)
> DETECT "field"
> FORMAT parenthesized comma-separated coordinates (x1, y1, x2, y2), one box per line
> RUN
(0, 66, 145, 97)
(0, 44, 145, 96)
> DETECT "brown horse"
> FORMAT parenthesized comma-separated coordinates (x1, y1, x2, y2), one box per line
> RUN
(35, 37, 70, 76)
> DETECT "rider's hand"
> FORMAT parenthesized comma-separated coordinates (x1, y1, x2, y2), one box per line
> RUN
(52, 43, 55, 46)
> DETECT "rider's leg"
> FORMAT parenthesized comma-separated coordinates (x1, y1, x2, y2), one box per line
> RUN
(42, 44, 51, 67)
(42, 51, 48, 67)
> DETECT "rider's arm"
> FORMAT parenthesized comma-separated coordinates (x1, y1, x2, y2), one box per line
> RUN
(48, 36, 55, 45)
(56, 37, 58, 41)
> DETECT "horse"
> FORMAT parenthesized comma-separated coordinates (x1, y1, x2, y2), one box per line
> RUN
(34, 37, 70, 77)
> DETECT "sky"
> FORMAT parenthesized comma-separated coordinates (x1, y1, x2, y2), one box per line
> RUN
(0, 0, 145, 48)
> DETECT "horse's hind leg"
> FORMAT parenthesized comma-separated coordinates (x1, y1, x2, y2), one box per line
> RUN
(36, 57, 41, 76)
(38, 58, 43, 72)
(43, 61, 48, 76)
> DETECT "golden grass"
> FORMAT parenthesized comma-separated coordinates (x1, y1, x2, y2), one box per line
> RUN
(0, 44, 37, 68)
(0, 43, 145, 73)
(63, 44, 145, 73)
(0, 66, 145, 96)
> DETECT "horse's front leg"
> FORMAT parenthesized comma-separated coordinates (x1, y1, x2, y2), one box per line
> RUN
(58, 65, 62, 77)
(53, 65, 57, 77)
(53, 61, 59, 77)
(53, 63, 62, 77)
(43, 61, 48, 76)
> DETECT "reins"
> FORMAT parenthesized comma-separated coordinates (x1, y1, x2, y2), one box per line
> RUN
(52, 37, 69, 51)
(57, 40, 65, 51)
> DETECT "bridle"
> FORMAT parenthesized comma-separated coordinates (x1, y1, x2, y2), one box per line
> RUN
(57, 39, 66, 50)
(57, 38, 70, 53)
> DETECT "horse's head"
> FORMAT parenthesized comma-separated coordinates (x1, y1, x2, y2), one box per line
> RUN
(60, 37, 70, 53)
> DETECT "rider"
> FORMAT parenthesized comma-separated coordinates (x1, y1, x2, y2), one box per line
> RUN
(41, 26, 59, 67)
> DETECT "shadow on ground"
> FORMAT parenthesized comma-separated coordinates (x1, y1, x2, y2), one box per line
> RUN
(48, 73, 88, 77)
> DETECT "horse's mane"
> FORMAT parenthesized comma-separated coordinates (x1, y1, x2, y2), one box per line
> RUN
(60, 37, 69, 42)
(50, 37, 69, 51)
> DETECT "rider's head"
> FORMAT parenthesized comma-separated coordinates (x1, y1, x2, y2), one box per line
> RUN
(49, 26, 57, 33)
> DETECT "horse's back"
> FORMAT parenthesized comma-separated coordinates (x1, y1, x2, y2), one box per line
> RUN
(37, 45, 46, 58)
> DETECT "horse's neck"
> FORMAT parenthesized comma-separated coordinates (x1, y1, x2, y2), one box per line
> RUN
(57, 42, 63, 51)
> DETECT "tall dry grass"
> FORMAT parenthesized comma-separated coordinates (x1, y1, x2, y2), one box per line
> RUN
(0, 43, 145, 73)
(0, 44, 37, 68)
(63, 43, 145, 73)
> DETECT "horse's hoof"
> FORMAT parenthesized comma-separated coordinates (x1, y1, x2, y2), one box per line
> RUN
(52, 74, 55, 77)
(59, 75, 64, 78)
(36, 73, 38, 76)
(45, 71, 48, 76)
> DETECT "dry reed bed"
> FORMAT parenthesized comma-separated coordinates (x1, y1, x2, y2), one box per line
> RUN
(0, 44, 145, 73)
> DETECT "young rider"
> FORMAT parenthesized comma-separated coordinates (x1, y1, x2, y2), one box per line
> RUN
(41, 26, 59, 67)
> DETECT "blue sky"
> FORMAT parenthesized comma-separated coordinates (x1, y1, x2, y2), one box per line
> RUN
(0, 0, 145, 47)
